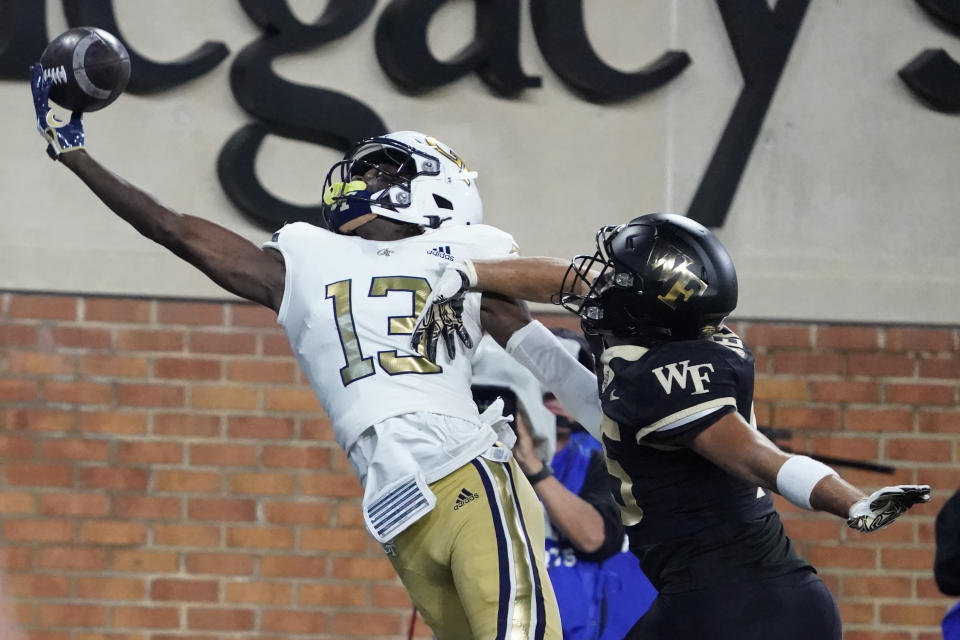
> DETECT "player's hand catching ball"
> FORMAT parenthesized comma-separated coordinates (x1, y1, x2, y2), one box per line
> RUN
(847, 485, 931, 533)
(411, 259, 477, 362)
(30, 63, 85, 160)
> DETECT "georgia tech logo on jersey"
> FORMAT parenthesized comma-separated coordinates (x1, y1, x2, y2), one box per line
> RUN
(652, 360, 715, 395)
(454, 488, 480, 510)
(646, 239, 708, 309)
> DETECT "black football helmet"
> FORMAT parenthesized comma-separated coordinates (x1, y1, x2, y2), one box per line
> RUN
(558, 214, 738, 341)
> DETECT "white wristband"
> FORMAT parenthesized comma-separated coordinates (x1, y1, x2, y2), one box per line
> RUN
(775, 455, 838, 510)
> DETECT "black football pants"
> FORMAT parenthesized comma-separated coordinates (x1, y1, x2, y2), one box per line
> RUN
(623, 568, 841, 640)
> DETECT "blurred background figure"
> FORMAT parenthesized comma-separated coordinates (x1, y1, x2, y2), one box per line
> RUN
(472, 329, 656, 640)
(936, 486, 960, 639)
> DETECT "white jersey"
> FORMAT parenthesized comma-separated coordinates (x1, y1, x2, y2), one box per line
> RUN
(264, 222, 517, 453)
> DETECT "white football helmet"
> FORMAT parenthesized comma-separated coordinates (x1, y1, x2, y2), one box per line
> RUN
(321, 131, 483, 231)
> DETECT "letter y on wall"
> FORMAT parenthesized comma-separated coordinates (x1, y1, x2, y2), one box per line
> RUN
(686, 0, 810, 229)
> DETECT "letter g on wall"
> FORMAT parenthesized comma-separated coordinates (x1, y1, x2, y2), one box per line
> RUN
(219, 0, 388, 230)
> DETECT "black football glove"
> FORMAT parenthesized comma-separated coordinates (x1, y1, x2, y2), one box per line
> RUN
(847, 485, 931, 533)
(30, 63, 85, 160)
(411, 259, 477, 362)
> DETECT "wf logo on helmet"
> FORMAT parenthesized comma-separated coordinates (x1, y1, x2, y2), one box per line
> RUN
(646, 239, 708, 309)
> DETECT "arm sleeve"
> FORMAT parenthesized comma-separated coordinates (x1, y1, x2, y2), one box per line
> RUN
(574, 451, 625, 562)
(505, 320, 603, 441)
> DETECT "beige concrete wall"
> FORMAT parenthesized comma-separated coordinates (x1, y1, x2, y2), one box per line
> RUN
(1, 0, 957, 323)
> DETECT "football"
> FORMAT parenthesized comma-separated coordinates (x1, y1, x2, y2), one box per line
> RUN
(39, 26, 131, 112)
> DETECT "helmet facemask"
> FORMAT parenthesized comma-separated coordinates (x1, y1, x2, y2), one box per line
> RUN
(557, 225, 654, 337)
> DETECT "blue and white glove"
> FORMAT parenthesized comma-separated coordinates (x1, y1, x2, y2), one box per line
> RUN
(30, 63, 85, 160)
(411, 258, 477, 362)
(847, 485, 931, 533)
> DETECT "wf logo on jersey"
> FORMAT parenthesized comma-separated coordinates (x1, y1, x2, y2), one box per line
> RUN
(652, 360, 715, 395)
(646, 238, 708, 309)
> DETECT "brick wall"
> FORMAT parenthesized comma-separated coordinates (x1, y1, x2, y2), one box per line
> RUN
(0, 292, 956, 640)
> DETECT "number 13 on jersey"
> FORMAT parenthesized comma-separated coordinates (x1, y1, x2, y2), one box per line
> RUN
(325, 276, 442, 386)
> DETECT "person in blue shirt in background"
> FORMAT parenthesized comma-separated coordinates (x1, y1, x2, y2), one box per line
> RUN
(473, 327, 657, 639)
(936, 486, 960, 639)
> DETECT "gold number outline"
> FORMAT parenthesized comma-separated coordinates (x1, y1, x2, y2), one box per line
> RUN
(325, 279, 376, 386)
(368, 276, 443, 376)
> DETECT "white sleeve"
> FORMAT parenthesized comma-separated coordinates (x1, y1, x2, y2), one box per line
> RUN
(505, 320, 603, 442)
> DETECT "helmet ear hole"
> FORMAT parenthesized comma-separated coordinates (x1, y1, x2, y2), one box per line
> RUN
(433, 194, 454, 210)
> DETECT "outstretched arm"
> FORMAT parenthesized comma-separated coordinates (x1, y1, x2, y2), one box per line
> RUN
(690, 411, 930, 531)
(471, 257, 574, 303)
(58, 151, 285, 311)
(31, 63, 284, 311)
(412, 256, 590, 360)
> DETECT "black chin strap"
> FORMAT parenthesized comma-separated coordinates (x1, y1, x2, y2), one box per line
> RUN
(423, 215, 452, 229)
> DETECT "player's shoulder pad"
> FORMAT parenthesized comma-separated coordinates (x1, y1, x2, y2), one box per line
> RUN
(602, 340, 742, 440)
(602, 338, 747, 397)
(432, 224, 518, 258)
(263, 221, 339, 251)
(707, 327, 751, 361)
(640, 338, 744, 376)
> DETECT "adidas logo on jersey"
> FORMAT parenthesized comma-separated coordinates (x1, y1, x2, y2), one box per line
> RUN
(454, 488, 480, 510)
(427, 245, 455, 261)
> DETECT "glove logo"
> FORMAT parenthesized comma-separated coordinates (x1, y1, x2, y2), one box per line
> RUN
(847, 485, 931, 533)
(44, 111, 64, 129)
(42, 66, 68, 85)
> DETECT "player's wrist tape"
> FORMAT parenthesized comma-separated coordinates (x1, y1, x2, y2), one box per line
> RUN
(458, 258, 478, 289)
(525, 463, 553, 486)
(776, 455, 838, 510)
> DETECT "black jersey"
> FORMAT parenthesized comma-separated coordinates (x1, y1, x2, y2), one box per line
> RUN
(598, 328, 808, 593)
